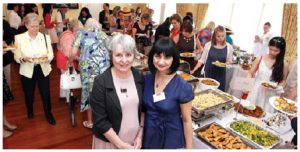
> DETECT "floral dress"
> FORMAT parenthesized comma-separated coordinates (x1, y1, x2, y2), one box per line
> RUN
(73, 29, 110, 112)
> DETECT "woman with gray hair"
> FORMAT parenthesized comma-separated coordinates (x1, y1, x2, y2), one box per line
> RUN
(90, 33, 144, 149)
(72, 18, 110, 128)
(13, 13, 55, 125)
(57, 19, 83, 100)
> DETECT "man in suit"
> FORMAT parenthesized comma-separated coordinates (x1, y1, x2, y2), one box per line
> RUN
(99, 3, 112, 31)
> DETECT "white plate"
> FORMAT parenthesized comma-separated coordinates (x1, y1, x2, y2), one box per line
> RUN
(261, 81, 278, 90)
(180, 52, 195, 58)
(269, 96, 297, 116)
(136, 33, 147, 37)
(263, 113, 292, 135)
(212, 61, 227, 68)
(3, 47, 16, 51)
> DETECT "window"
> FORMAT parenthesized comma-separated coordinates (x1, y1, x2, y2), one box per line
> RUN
(203, 2, 283, 52)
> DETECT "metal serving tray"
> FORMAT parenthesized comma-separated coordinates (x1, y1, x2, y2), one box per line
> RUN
(192, 89, 232, 118)
(227, 120, 282, 149)
(194, 122, 257, 149)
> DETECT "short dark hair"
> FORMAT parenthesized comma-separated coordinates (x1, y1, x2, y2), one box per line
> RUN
(264, 22, 271, 27)
(104, 3, 109, 7)
(181, 21, 193, 33)
(148, 37, 180, 75)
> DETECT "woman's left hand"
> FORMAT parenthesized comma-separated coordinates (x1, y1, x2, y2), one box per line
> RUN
(133, 136, 142, 149)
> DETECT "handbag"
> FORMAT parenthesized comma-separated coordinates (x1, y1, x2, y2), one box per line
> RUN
(60, 67, 82, 89)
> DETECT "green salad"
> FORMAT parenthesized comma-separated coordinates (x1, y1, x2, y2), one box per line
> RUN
(230, 120, 279, 147)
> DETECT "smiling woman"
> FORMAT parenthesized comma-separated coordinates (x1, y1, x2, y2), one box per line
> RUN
(90, 33, 144, 149)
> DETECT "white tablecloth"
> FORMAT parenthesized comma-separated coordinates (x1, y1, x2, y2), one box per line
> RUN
(226, 64, 248, 98)
(192, 109, 294, 149)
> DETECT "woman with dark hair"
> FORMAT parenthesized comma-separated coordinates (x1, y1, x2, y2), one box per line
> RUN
(246, 37, 288, 112)
(191, 26, 233, 91)
(143, 37, 194, 149)
(24, 3, 38, 15)
(43, 4, 58, 50)
(132, 13, 151, 54)
(78, 7, 92, 25)
(7, 4, 22, 36)
(154, 17, 171, 42)
(175, 21, 202, 74)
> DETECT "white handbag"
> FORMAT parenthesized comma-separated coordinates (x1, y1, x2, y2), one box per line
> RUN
(60, 68, 82, 89)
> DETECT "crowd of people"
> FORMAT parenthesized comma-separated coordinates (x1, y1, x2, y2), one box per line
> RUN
(3, 3, 297, 149)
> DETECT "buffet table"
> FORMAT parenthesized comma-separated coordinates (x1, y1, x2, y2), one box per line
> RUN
(192, 109, 294, 149)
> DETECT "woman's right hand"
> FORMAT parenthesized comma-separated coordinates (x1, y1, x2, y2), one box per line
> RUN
(119, 142, 134, 149)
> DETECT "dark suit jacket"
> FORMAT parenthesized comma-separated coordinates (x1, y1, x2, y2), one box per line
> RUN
(90, 67, 144, 142)
(99, 10, 112, 31)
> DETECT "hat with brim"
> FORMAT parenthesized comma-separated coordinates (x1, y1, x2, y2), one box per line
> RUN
(122, 7, 132, 17)
(225, 26, 234, 35)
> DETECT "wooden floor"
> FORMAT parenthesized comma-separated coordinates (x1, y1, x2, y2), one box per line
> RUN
(3, 62, 93, 149)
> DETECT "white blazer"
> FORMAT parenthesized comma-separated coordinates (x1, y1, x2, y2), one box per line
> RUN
(13, 32, 54, 78)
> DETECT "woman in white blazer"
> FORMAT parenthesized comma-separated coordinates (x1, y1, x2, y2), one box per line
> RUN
(13, 13, 56, 125)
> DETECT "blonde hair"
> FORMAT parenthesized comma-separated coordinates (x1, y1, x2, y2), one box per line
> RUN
(85, 18, 101, 30)
(205, 21, 215, 31)
(69, 19, 83, 32)
(24, 13, 39, 25)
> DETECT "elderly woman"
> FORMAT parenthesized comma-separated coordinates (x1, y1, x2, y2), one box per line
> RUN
(57, 19, 82, 100)
(72, 18, 110, 128)
(90, 33, 144, 149)
(13, 13, 55, 125)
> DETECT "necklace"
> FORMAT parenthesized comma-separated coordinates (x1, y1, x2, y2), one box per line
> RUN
(183, 36, 192, 43)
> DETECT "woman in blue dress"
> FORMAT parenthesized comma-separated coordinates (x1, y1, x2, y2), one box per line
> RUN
(191, 26, 233, 91)
(143, 37, 194, 149)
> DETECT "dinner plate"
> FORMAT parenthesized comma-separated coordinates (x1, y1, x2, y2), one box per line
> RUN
(180, 52, 195, 58)
(261, 81, 278, 90)
(212, 61, 226, 67)
(269, 96, 297, 116)
(3, 47, 16, 51)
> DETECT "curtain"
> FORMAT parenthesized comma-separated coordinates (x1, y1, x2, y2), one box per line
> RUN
(281, 3, 297, 65)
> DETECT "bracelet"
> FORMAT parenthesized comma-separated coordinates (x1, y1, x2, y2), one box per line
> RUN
(139, 125, 144, 128)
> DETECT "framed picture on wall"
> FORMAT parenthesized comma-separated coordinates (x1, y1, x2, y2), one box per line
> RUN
(52, 3, 79, 9)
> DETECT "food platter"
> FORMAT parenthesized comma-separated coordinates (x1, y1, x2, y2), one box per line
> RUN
(195, 122, 255, 149)
(31, 56, 48, 63)
(233, 103, 265, 118)
(228, 120, 281, 149)
(269, 96, 297, 116)
(263, 113, 292, 134)
(192, 89, 232, 116)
